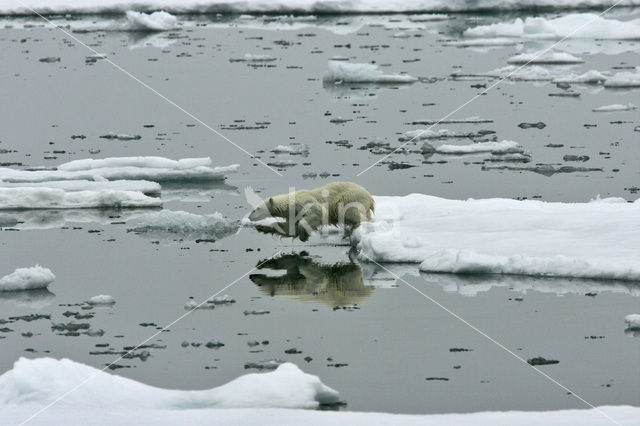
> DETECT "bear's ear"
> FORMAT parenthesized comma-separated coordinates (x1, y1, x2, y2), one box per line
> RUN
(268, 197, 274, 207)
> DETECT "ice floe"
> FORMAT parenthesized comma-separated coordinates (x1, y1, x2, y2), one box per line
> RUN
(604, 68, 640, 88)
(271, 144, 310, 155)
(0, 357, 340, 409)
(0, 157, 238, 183)
(122, 10, 178, 31)
(0, 180, 161, 196)
(0, 187, 161, 210)
(3, 1, 640, 15)
(353, 194, 640, 281)
(87, 295, 116, 305)
(0, 266, 55, 292)
(624, 314, 640, 329)
(324, 61, 417, 84)
(507, 50, 583, 64)
(422, 140, 524, 155)
(552, 70, 608, 84)
(592, 103, 637, 112)
(127, 210, 239, 242)
(464, 13, 640, 39)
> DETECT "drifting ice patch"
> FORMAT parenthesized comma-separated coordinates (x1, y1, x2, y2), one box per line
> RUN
(128, 210, 239, 241)
(464, 14, 640, 40)
(0, 180, 161, 196)
(552, 70, 608, 84)
(604, 68, 640, 88)
(0, 266, 55, 292)
(0, 357, 340, 409)
(0, 157, 238, 183)
(324, 61, 417, 84)
(0, 187, 161, 210)
(592, 103, 637, 112)
(271, 144, 310, 155)
(422, 140, 524, 155)
(87, 295, 116, 305)
(625, 314, 640, 330)
(482, 65, 561, 81)
(122, 10, 178, 31)
(353, 194, 640, 281)
(507, 51, 583, 64)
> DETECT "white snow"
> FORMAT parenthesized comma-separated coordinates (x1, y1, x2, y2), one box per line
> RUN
(324, 61, 417, 84)
(122, 10, 177, 31)
(423, 140, 524, 155)
(0, 266, 55, 292)
(0, 187, 161, 210)
(0, 157, 238, 183)
(3, 1, 640, 15)
(464, 13, 640, 40)
(0, 180, 161, 196)
(552, 70, 608, 84)
(128, 210, 239, 241)
(592, 103, 637, 112)
(482, 65, 560, 81)
(624, 314, 640, 329)
(87, 294, 116, 305)
(604, 68, 640, 88)
(0, 357, 340, 409)
(271, 144, 310, 155)
(507, 51, 583, 64)
(353, 194, 640, 281)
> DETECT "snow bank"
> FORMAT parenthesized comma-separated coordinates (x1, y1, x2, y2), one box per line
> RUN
(0, 157, 238, 183)
(324, 61, 417, 84)
(423, 140, 524, 155)
(128, 210, 239, 241)
(353, 194, 640, 281)
(0, 358, 340, 409)
(0, 187, 161, 209)
(464, 13, 640, 39)
(593, 103, 637, 112)
(624, 314, 640, 329)
(3, 1, 640, 15)
(507, 51, 583, 64)
(0, 180, 161, 196)
(123, 10, 177, 31)
(0, 266, 55, 292)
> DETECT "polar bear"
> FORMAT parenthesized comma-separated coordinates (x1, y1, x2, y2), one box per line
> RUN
(248, 182, 374, 242)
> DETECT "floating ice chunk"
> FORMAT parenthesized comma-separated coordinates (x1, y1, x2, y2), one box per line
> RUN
(625, 314, 640, 330)
(593, 103, 637, 112)
(0, 357, 340, 409)
(122, 11, 178, 31)
(271, 144, 310, 155)
(0, 180, 161, 196)
(0, 266, 55, 292)
(423, 140, 524, 155)
(0, 157, 238, 183)
(324, 61, 417, 84)
(507, 51, 583, 64)
(483, 65, 559, 81)
(552, 70, 608, 84)
(443, 38, 520, 47)
(353, 194, 640, 280)
(99, 132, 142, 141)
(87, 295, 115, 305)
(0, 187, 161, 210)
(604, 68, 640, 88)
(128, 210, 239, 241)
(240, 53, 276, 62)
(464, 14, 640, 40)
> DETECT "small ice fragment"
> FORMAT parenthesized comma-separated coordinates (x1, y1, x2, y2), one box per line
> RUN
(0, 266, 55, 292)
(87, 295, 115, 305)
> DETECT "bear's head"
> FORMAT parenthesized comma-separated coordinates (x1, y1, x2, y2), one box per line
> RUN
(248, 197, 277, 221)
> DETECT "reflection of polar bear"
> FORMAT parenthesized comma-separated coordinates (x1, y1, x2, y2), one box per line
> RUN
(248, 182, 374, 242)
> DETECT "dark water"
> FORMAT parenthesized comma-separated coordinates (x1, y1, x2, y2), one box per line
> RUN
(0, 11, 639, 415)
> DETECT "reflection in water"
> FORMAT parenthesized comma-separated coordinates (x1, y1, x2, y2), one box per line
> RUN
(0, 289, 55, 309)
(250, 252, 374, 306)
(160, 181, 239, 203)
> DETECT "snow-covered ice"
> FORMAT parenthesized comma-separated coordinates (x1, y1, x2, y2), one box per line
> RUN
(0, 187, 162, 210)
(0, 157, 238, 184)
(353, 194, 640, 281)
(3, 1, 640, 15)
(0, 357, 340, 409)
(464, 13, 640, 39)
(422, 140, 524, 155)
(552, 70, 608, 84)
(122, 10, 177, 31)
(0, 266, 55, 292)
(507, 50, 583, 64)
(624, 314, 640, 329)
(592, 103, 637, 112)
(87, 295, 116, 305)
(481, 65, 561, 81)
(271, 144, 310, 155)
(324, 61, 417, 84)
(0, 180, 161, 196)
(604, 68, 640, 88)
(128, 210, 239, 241)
